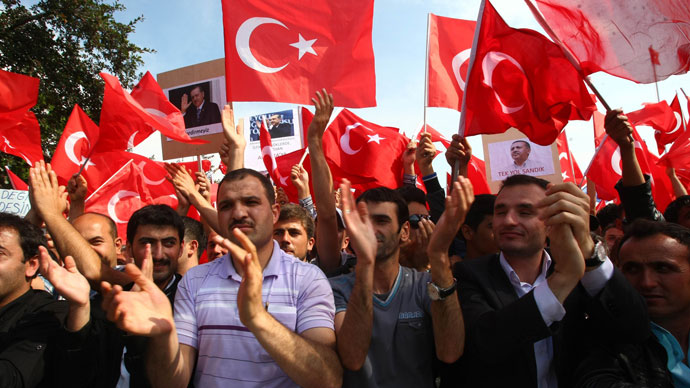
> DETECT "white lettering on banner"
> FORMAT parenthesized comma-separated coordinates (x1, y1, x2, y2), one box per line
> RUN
(0, 189, 31, 216)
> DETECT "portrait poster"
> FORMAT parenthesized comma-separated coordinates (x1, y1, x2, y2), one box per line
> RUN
(157, 58, 227, 159)
(482, 127, 562, 193)
(243, 108, 304, 173)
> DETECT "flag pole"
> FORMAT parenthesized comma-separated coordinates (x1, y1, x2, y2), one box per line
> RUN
(523, 0, 611, 111)
(423, 13, 430, 135)
(650, 47, 661, 102)
(678, 90, 687, 133)
(75, 156, 91, 177)
(85, 159, 133, 203)
(298, 147, 309, 167)
(453, 0, 486, 187)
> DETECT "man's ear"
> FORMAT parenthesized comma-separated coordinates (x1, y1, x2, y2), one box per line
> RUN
(114, 237, 123, 251)
(399, 220, 410, 243)
(272, 203, 281, 224)
(25, 255, 39, 279)
(307, 237, 315, 251)
(461, 225, 474, 241)
(188, 240, 199, 258)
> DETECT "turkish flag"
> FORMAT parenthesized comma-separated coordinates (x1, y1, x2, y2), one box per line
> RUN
(95, 73, 205, 154)
(0, 69, 39, 116)
(557, 131, 584, 185)
(85, 160, 153, 239)
(221, 0, 376, 107)
(51, 105, 100, 185)
(468, 155, 491, 195)
(0, 111, 44, 165)
(657, 127, 690, 171)
(593, 111, 606, 147)
(462, 0, 596, 146)
(259, 117, 288, 187)
(627, 101, 676, 132)
(646, 152, 675, 212)
(587, 127, 653, 200)
(654, 96, 686, 154)
(322, 109, 408, 189)
(416, 124, 451, 149)
(534, 0, 690, 84)
(177, 159, 212, 174)
(275, 147, 311, 203)
(427, 14, 476, 111)
(4, 166, 28, 190)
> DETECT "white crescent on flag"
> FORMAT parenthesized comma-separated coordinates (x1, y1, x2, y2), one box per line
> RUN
(107, 190, 139, 224)
(481, 51, 526, 114)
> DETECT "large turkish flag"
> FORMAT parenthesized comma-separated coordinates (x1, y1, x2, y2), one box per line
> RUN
(221, 0, 376, 107)
(654, 96, 686, 154)
(427, 14, 476, 111)
(51, 105, 100, 185)
(462, 0, 595, 146)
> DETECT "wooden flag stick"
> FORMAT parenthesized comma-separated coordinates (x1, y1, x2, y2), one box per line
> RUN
(298, 147, 309, 167)
(423, 13, 430, 134)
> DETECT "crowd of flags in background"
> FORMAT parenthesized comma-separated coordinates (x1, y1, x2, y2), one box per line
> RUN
(0, 0, 689, 234)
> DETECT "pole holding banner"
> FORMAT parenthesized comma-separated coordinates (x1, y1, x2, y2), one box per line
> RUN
(423, 13, 430, 135)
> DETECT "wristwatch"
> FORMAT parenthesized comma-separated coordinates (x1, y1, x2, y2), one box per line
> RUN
(584, 241, 607, 268)
(427, 279, 457, 301)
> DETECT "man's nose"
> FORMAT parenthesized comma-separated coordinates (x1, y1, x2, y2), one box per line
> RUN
(150, 242, 164, 259)
(638, 268, 658, 290)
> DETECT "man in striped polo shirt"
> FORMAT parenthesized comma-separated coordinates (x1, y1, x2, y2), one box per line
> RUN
(101, 168, 341, 388)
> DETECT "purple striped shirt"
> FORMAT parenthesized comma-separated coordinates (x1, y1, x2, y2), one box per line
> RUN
(175, 241, 335, 387)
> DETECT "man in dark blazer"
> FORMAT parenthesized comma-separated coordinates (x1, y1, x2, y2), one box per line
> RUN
(447, 174, 648, 388)
(181, 86, 221, 128)
(268, 113, 293, 138)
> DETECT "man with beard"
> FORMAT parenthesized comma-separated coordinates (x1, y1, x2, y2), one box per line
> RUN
(329, 176, 469, 387)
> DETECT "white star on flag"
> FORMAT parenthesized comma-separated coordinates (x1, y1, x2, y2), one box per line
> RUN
(290, 34, 317, 60)
(562, 171, 569, 180)
(367, 134, 385, 144)
(279, 175, 289, 186)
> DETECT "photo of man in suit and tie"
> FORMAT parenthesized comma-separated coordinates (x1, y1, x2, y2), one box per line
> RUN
(180, 84, 221, 128)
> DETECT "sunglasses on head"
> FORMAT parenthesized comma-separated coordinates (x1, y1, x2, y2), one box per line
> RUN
(408, 214, 431, 229)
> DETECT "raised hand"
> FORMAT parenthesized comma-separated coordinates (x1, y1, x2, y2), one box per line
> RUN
(221, 105, 246, 150)
(403, 140, 417, 174)
(307, 89, 334, 139)
(180, 93, 192, 114)
(67, 173, 87, 203)
(415, 132, 437, 176)
(165, 163, 196, 199)
(290, 164, 310, 198)
(100, 259, 174, 337)
(339, 179, 377, 265)
(29, 161, 67, 220)
(212, 231, 266, 327)
(428, 175, 474, 259)
(605, 109, 634, 149)
(195, 171, 212, 202)
(445, 134, 472, 170)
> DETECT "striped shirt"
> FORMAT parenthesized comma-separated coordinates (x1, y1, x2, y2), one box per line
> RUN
(175, 241, 335, 387)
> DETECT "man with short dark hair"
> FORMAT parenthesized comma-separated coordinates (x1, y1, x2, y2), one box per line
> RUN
(179, 216, 206, 275)
(273, 203, 314, 261)
(576, 219, 690, 386)
(510, 140, 532, 168)
(181, 85, 221, 128)
(397, 185, 434, 271)
(459, 194, 498, 261)
(268, 113, 293, 138)
(330, 178, 468, 387)
(450, 174, 648, 387)
(664, 195, 690, 228)
(102, 166, 342, 387)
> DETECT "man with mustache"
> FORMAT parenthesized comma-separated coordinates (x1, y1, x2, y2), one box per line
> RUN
(448, 174, 648, 387)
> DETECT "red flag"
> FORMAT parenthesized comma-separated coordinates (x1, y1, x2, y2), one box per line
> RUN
(0, 69, 39, 116)
(0, 111, 44, 165)
(415, 124, 451, 149)
(654, 96, 686, 154)
(646, 152, 675, 212)
(84, 161, 153, 239)
(275, 147, 310, 202)
(534, 0, 690, 84)
(51, 105, 100, 184)
(221, 0, 376, 107)
(177, 160, 212, 174)
(463, 0, 596, 145)
(4, 166, 28, 190)
(322, 109, 408, 189)
(259, 117, 288, 186)
(657, 128, 690, 170)
(557, 131, 584, 185)
(95, 73, 205, 153)
(588, 128, 653, 200)
(300, 107, 314, 141)
(427, 14, 476, 111)
(593, 111, 606, 147)
(627, 101, 676, 133)
(467, 155, 491, 195)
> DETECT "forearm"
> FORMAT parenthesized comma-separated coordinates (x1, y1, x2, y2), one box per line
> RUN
(226, 147, 245, 171)
(249, 313, 342, 388)
(337, 265, 374, 370)
(308, 137, 341, 271)
(68, 199, 85, 221)
(669, 171, 688, 197)
(146, 330, 191, 388)
(619, 146, 645, 186)
(430, 254, 464, 362)
(546, 272, 579, 304)
(66, 302, 90, 332)
(187, 191, 221, 235)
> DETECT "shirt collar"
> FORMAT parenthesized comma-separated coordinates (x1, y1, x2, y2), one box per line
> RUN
(499, 250, 551, 288)
(220, 240, 282, 280)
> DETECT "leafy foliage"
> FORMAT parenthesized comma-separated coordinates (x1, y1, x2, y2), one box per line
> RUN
(0, 0, 152, 186)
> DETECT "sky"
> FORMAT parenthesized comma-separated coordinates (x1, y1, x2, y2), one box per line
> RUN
(119, 0, 690, 183)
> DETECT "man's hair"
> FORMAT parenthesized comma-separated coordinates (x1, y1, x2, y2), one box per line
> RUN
(0, 213, 46, 262)
(182, 217, 207, 257)
(597, 203, 623, 230)
(357, 187, 409, 231)
(396, 185, 427, 206)
(190, 85, 203, 95)
(664, 195, 690, 224)
(278, 204, 315, 239)
(498, 174, 549, 193)
(613, 219, 690, 262)
(218, 168, 275, 205)
(511, 140, 531, 150)
(126, 205, 185, 244)
(464, 194, 496, 231)
(75, 212, 118, 240)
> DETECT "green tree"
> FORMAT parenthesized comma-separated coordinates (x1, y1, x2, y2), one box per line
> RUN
(0, 0, 152, 187)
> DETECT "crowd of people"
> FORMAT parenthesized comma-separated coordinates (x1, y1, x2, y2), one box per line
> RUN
(1, 90, 690, 388)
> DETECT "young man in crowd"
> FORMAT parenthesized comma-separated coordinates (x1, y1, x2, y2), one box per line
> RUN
(450, 174, 648, 387)
(273, 203, 315, 261)
(178, 216, 206, 275)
